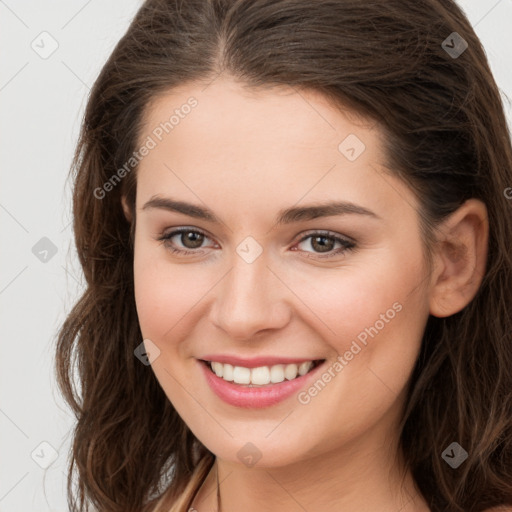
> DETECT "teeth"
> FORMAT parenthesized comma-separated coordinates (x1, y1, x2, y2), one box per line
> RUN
(270, 364, 285, 383)
(212, 361, 223, 377)
(298, 361, 311, 376)
(223, 363, 234, 381)
(284, 364, 298, 380)
(208, 361, 317, 386)
(233, 366, 251, 384)
(250, 366, 270, 385)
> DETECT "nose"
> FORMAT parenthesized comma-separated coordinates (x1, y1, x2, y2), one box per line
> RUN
(208, 251, 292, 341)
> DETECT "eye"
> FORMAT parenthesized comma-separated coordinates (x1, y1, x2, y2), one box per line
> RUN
(292, 230, 356, 259)
(156, 227, 356, 260)
(157, 227, 215, 255)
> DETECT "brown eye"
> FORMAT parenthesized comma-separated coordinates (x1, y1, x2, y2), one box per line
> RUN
(158, 228, 212, 255)
(294, 231, 356, 259)
(179, 230, 204, 249)
(310, 235, 335, 253)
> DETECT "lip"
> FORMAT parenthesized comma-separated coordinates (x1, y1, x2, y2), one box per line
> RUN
(198, 358, 326, 409)
(199, 354, 319, 368)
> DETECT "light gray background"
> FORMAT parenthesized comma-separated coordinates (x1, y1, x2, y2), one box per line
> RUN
(1, 1, 511, 510)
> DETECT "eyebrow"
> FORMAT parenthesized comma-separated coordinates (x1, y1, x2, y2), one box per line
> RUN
(141, 196, 380, 224)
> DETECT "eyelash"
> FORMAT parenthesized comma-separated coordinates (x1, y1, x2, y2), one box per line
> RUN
(156, 227, 356, 260)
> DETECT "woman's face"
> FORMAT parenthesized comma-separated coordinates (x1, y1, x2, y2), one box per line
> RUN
(128, 76, 432, 467)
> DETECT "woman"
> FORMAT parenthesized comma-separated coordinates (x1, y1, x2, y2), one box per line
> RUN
(55, 1, 512, 511)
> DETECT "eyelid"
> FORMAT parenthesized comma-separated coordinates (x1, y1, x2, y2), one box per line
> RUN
(293, 228, 355, 245)
(159, 227, 355, 244)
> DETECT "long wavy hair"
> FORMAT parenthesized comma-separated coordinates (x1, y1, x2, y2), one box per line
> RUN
(55, 0, 512, 510)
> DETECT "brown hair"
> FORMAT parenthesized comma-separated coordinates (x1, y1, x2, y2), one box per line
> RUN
(55, 0, 512, 510)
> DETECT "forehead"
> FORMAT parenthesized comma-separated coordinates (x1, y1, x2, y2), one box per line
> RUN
(140, 77, 377, 153)
(134, 77, 414, 223)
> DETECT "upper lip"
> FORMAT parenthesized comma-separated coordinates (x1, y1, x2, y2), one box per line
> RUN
(199, 355, 324, 368)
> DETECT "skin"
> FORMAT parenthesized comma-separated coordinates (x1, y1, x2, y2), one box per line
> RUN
(121, 76, 488, 512)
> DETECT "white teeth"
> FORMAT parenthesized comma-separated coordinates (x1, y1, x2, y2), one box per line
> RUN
(298, 361, 312, 376)
(284, 363, 298, 380)
(212, 361, 223, 377)
(270, 364, 285, 383)
(208, 360, 317, 385)
(251, 366, 270, 385)
(233, 366, 251, 384)
(223, 363, 234, 381)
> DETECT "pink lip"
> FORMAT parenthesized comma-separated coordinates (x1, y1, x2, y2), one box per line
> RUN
(199, 354, 320, 368)
(198, 359, 326, 409)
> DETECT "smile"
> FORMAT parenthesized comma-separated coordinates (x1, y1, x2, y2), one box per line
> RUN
(198, 358, 326, 408)
(205, 359, 323, 386)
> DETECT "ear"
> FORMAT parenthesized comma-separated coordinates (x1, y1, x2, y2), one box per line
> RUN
(428, 199, 489, 318)
(121, 195, 133, 223)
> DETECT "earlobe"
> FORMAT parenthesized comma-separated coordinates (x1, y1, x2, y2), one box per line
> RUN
(428, 199, 488, 318)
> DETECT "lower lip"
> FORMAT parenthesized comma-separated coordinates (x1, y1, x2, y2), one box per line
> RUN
(198, 360, 325, 408)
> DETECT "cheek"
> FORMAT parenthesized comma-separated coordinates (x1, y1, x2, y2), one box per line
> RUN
(292, 243, 429, 390)
(133, 242, 214, 342)
(300, 252, 423, 340)
(287, 256, 428, 451)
